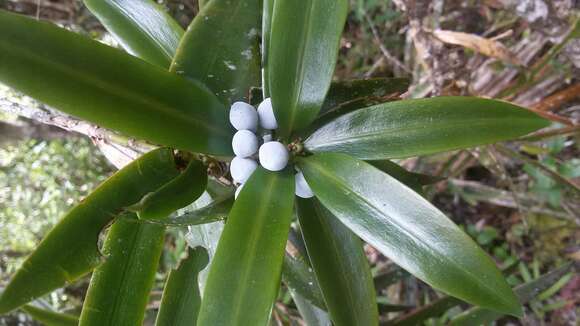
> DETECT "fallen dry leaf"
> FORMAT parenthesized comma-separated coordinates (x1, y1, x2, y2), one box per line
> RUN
(567, 249, 580, 262)
(433, 29, 522, 65)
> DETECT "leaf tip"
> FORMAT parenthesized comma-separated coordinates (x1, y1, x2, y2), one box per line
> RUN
(528, 110, 551, 128)
(510, 304, 525, 318)
(491, 289, 524, 319)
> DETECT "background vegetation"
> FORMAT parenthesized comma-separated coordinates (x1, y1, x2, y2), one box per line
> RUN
(0, 0, 578, 325)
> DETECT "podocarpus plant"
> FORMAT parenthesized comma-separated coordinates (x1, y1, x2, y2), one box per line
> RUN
(0, 1, 552, 325)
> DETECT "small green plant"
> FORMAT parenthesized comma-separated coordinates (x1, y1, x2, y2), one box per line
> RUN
(0, 0, 559, 325)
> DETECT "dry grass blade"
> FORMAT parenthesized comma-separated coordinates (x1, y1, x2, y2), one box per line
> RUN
(519, 125, 580, 142)
(533, 83, 580, 112)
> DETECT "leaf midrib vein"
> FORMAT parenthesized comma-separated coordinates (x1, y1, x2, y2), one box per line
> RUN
(0, 39, 227, 136)
(313, 202, 361, 324)
(308, 160, 515, 309)
(230, 173, 278, 324)
(105, 223, 143, 326)
(308, 117, 537, 148)
(285, 1, 314, 134)
(107, 0, 175, 60)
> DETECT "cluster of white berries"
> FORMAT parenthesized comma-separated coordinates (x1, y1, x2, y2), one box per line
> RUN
(229, 98, 314, 200)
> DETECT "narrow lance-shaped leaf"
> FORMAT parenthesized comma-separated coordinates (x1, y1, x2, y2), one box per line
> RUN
(378, 302, 415, 314)
(298, 153, 522, 316)
(297, 198, 379, 326)
(0, 148, 180, 314)
(83, 0, 184, 67)
(287, 228, 309, 259)
(282, 254, 326, 310)
(261, 0, 275, 98)
(374, 266, 409, 291)
(291, 291, 332, 326)
(133, 159, 208, 220)
(248, 77, 410, 119)
(305, 97, 549, 160)
(0, 10, 233, 156)
(282, 242, 331, 326)
(302, 78, 411, 137)
(388, 262, 522, 325)
(269, 0, 348, 139)
(388, 297, 462, 326)
(145, 196, 233, 227)
(317, 77, 410, 123)
(320, 78, 410, 116)
(79, 215, 165, 326)
(155, 246, 210, 326)
(368, 160, 443, 194)
(197, 168, 295, 326)
(134, 167, 231, 227)
(198, 0, 209, 10)
(21, 305, 78, 326)
(449, 263, 575, 326)
(171, 0, 261, 105)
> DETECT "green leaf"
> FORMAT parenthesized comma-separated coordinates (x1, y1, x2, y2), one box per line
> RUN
(296, 198, 378, 326)
(290, 291, 332, 326)
(83, 0, 184, 67)
(305, 97, 549, 160)
(537, 272, 573, 301)
(282, 254, 326, 310)
(287, 228, 309, 259)
(155, 246, 210, 326)
(145, 196, 233, 226)
(388, 297, 462, 326)
(450, 263, 575, 326)
(378, 303, 415, 313)
(197, 168, 295, 326)
(284, 241, 330, 326)
(135, 159, 208, 220)
(0, 148, 180, 314)
(261, 0, 275, 98)
(318, 78, 410, 119)
(368, 160, 443, 194)
(297, 153, 522, 317)
(140, 179, 233, 227)
(79, 215, 165, 326)
(388, 261, 524, 325)
(303, 78, 411, 137)
(171, 0, 261, 105)
(374, 266, 409, 291)
(269, 0, 348, 139)
(0, 10, 233, 156)
(198, 0, 208, 9)
(21, 305, 78, 326)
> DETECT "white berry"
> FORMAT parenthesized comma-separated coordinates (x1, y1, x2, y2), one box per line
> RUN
(232, 130, 259, 158)
(295, 172, 314, 198)
(235, 184, 244, 199)
(230, 157, 258, 183)
(257, 98, 278, 130)
(259, 141, 289, 171)
(230, 102, 258, 131)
